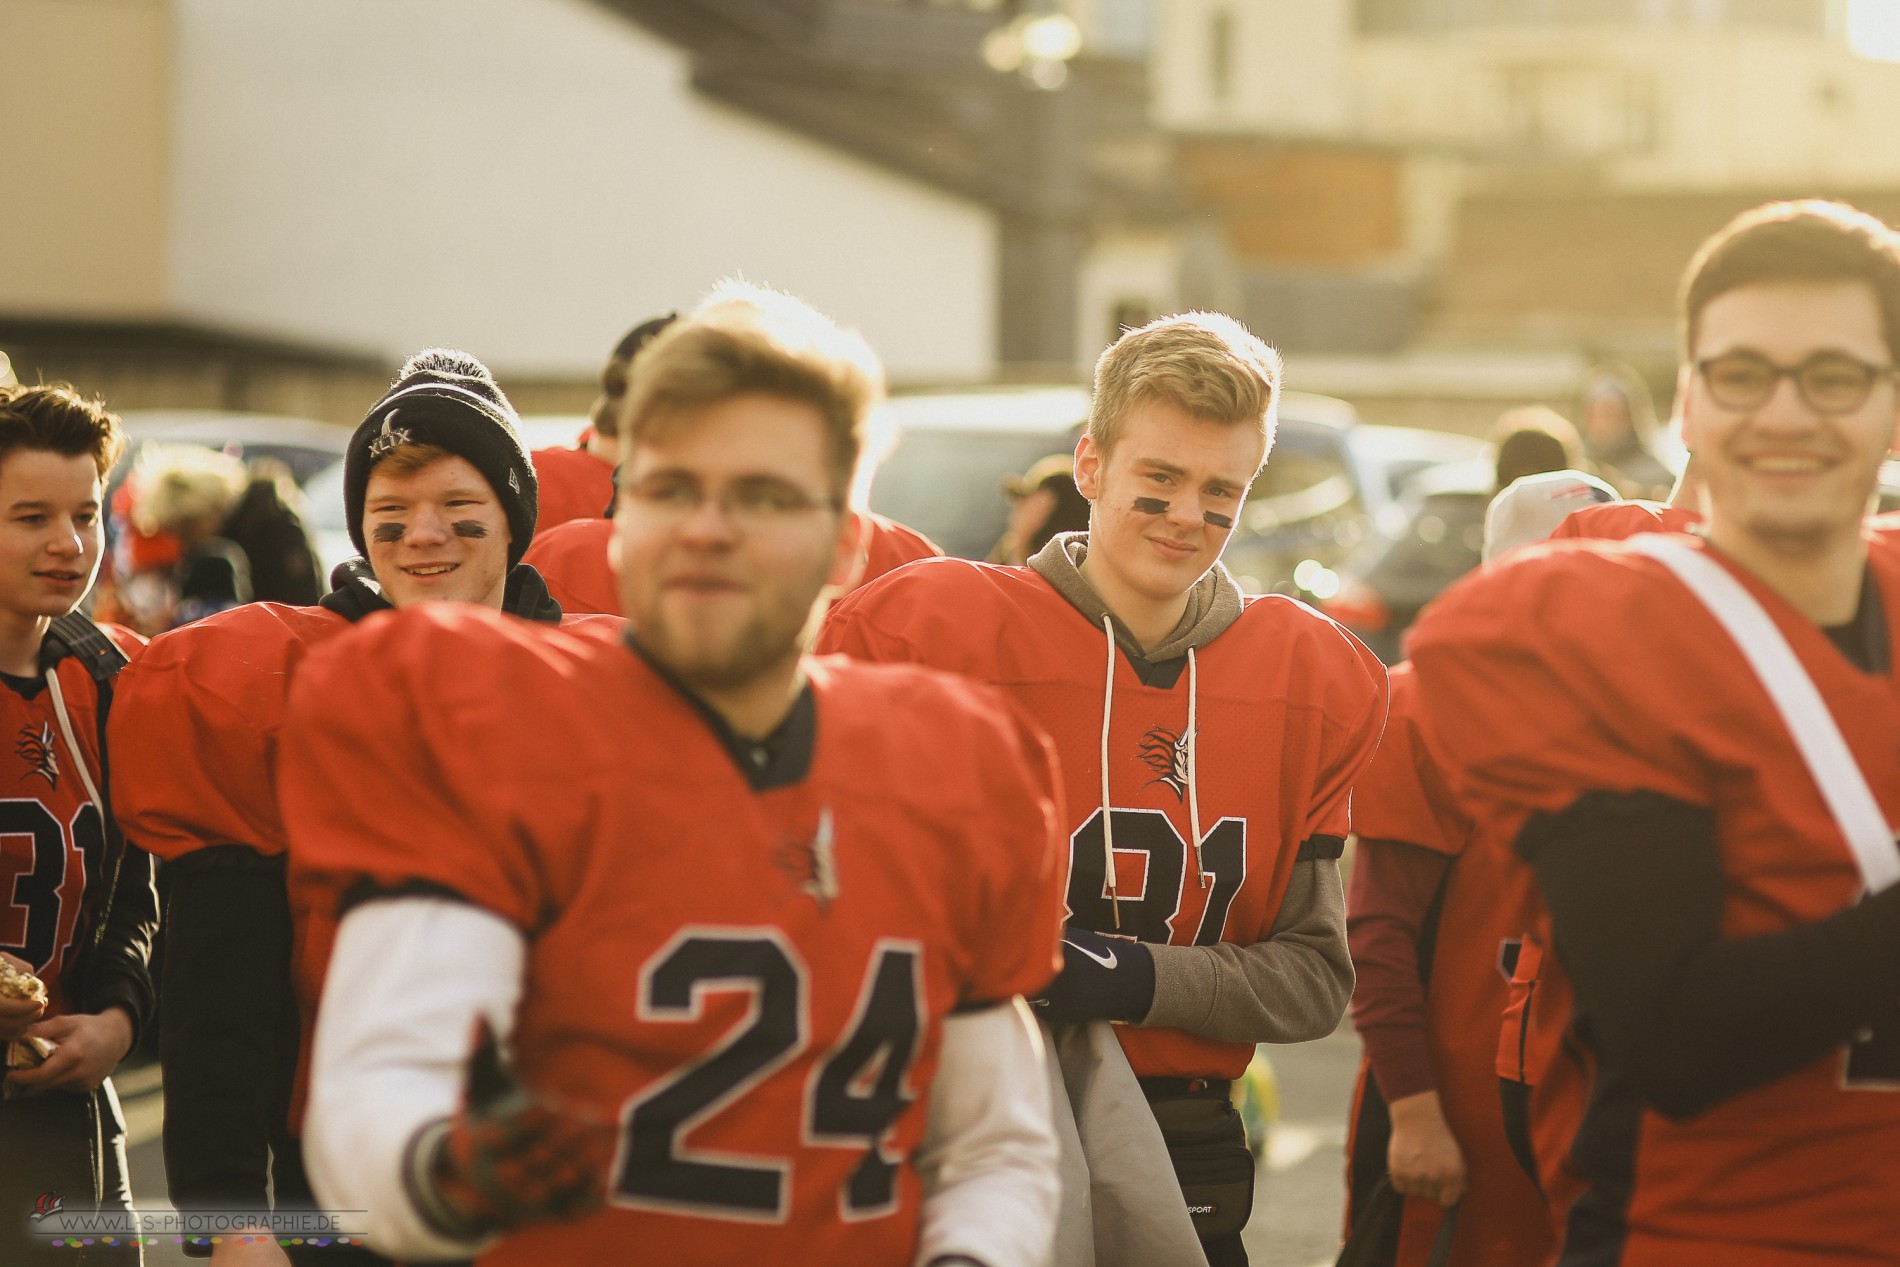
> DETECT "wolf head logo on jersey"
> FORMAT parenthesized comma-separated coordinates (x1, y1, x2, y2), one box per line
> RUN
(1138, 726, 1191, 801)
(770, 808, 838, 910)
(15, 723, 57, 788)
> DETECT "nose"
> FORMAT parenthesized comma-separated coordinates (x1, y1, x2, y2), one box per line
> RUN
(675, 490, 739, 546)
(1753, 371, 1822, 432)
(404, 505, 453, 545)
(47, 522, 84, 557)
(1166, 497, 1205, 531)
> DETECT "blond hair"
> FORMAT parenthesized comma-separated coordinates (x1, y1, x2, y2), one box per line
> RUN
(1087, 312, 1281, 458)
(620, 282, 885, 499)
(131, 443, 246, 539)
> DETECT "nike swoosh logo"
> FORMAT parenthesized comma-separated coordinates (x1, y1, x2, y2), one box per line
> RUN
(1066, 939, 1117, 969)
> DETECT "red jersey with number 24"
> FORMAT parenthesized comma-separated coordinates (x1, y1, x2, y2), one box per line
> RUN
(280, 605, 1067, 1267)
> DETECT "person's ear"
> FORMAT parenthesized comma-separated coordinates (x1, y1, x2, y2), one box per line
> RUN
(825, 509, 864, 592)
(1074, 434, 1103, 500)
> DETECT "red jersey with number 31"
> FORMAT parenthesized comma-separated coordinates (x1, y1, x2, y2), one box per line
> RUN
(0, 625, 142, 1018)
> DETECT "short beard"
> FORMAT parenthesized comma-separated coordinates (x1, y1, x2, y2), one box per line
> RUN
(637, 559, 832, 694)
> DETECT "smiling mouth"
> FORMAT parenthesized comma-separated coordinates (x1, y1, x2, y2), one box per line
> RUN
(403, 564, 459, 577)
(1746, 456, 1830, 474)
(35, 571, 84, 583)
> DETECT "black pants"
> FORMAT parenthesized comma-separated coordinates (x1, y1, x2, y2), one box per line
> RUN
(0, 1080, 140, 1265)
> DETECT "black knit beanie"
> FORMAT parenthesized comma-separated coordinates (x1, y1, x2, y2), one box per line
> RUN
(344, 349, 538, 565)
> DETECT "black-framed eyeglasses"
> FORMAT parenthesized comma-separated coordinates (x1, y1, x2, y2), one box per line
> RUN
(621, 475, 843, 529)
(1695, 350, 1899, 415)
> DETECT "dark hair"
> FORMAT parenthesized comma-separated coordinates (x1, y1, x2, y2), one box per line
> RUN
(595, 314, 680, 440)
(1490, 406, 1584, 492)
(0, 384, 125, 479)
(1680, 200, 1900, 361)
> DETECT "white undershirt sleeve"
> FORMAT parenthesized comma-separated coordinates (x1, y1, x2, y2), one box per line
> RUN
(304, 896, 525, 1262)
(911, 997, 1060, 1267)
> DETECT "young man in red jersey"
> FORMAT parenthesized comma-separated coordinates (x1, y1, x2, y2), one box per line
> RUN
(110, 350, 581, 1266)
(0, 386, 153, 1266)
(1342, 473, 1616, 1267)
(1411, 200, 1900, 1266)
(822, 312, 1386, 1265)
(281, 285, 1067, 1267)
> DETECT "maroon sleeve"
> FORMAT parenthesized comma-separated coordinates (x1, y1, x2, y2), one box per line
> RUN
(1348, 838, 1453, 1102)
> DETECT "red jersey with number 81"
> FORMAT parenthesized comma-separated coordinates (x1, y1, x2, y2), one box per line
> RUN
(821, 557, 1386, 1079)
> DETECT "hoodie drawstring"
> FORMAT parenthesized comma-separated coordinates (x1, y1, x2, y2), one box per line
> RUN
(1100, 616, 1121, 929)
(1186, 647, 1207, 889)
(1100, 619, 1210, 924)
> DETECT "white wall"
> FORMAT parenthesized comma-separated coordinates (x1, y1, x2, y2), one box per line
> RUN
(166, 0, 998, 381)
(1152, 0, 1354, 134)
(1352, 24, 1900, 190)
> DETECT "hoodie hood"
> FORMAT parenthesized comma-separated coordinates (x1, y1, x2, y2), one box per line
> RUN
(1027, 531, 1245, 662)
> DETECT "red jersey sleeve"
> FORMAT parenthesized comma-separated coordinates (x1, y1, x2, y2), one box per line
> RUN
(109, 605, 329, 860)
(1302, 613, 1389, 842)
(1407, 542, 1716, 837)
(1353, 665, 1470, 856)
(854, 513, 943, 593)
(280, 607, 597, 931)
(817, 563, 934, 664)
(961, 692, 1068, 1004)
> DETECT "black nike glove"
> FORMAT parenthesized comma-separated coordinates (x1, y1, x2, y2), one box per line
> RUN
(1032, 928, 1156, 1024)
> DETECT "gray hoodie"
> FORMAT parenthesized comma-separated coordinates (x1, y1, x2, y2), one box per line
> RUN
(1029, 533, 1354, 1045)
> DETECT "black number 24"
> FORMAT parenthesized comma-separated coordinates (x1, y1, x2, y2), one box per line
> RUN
(615, 930, 923, 1223)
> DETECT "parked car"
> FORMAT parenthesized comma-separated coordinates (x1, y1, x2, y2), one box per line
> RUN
(1221, 407, 1490, 597)
(865, 386, 1092, 560)
(116, 410, 352, 486)
(1302, 457, 1494, 664)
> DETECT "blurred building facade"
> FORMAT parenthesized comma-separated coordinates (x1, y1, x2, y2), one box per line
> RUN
(1131, 0, 1900, 428)
(3, 0, 1002, 419)
(11, 0, 1900, 427)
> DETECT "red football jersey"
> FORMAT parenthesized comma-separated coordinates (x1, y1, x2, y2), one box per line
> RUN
(531, 444, 616, 530)
(857, 512, 941, 585)
(1348, 664, 1551, 1267)
(1411, 531, 1900, 1265)
(279, 607, 1067, 1267)
(523, 518, 618, 616)
(109, 601, 618, 1127)
(519, 511, 943, 619)
(1546, 500, 1700, 543)
(821, 558, 1386, 1079)
(0, 624, 143, 1018)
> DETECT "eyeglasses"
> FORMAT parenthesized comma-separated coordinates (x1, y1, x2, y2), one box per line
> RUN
(1695, 350, 1899, 415)
(622, 476, 842, 529)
